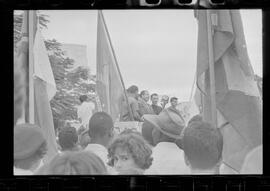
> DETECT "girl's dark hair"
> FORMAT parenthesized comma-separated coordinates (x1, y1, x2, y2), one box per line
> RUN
(107, 133, 153, 170)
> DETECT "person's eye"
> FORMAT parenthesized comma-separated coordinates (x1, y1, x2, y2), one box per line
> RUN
(123, 157, 128, 161)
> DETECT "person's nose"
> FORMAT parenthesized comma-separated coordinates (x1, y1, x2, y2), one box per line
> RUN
(115, 160, 122, 170)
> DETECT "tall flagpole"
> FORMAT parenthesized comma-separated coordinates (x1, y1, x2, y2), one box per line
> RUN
(206, 10, 217, 128)
(99, 11, 134, 121)
(206, 10, 219, 174)
(28, 10, 37, 123)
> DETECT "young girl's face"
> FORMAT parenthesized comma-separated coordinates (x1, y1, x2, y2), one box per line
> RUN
(113, 147, 139, 174)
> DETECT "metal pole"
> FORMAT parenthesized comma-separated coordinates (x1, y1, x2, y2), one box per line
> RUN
(206, 10, 217, 128)
(99, 11, 134, 121)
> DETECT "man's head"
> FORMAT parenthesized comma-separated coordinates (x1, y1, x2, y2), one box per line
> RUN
(58, 126, 79, 151)
(140, 90, 150, 102)
(88, 112, 114, 147)
(170, 97, 178, 108)
(127, 85, 139, 99)
(160, 95, 169, 108)
(79, 95, 88, 103)
(14, 124, 48, 171)
(151, 93, 159, 105)
(183, 121, 223, 173)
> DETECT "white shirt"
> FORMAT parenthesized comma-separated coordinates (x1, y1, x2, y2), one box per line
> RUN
(145, 142, 190, 175)
(77, 101, 95, 127)
(84, 144, 117, 175)
(14, 167, 33, 175)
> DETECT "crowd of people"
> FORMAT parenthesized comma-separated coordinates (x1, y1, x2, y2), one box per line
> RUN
(14, 63, 262, 175)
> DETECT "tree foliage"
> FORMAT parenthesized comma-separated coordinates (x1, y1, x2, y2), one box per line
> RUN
(14, 11, 97, 130)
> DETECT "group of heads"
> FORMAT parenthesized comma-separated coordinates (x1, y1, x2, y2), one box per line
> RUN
(126, 85, 178, 107)
(142, 110, 223, 173)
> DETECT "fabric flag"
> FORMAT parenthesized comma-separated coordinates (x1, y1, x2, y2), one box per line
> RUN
(96, 11, 126, 122)
(195, 10, 262, 173)
(32, 12, 58, 163)
(14, 11, 29, 124)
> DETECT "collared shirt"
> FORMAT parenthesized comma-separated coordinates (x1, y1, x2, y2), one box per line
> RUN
(144, 142, 190, 175)
(77, 101, 95, 127)
(151, 104, 162, 115)
(84, 144, 117, 175)
(138, 98, 155, 116)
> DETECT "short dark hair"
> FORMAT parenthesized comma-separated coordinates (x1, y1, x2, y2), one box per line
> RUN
(44, 151, 108, 175)
(183, 121, 223, 170)
(170, 97, 178, 102)
(127, 85, 138, 94)
(58, 126, 78, 151)
(88, 112, 113, 139)
(188, 115, 203, 126)
(140, 90, 148, 97)
(79, 95, 88, 103)
(150, 93, 158, 99)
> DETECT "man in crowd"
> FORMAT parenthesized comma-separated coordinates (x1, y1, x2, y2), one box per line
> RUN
(150, 93, 162, 115)
(160, 95, 169, 110)
(182, 121, 223, 174)
(84, 112, 116, 174)
(77, 95, 95, 129)
(14, 124, 48, 175)
(58, 126, 80, 152)
(138, 90, 155, 117)
(143, 109, 188, 174)
(120, 85, 142, 122)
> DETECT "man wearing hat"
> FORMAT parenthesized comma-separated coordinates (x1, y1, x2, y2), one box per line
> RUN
(14, 124, 48, 175)
(143, 109, 189, 174)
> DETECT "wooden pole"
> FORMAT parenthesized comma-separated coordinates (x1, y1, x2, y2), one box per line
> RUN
(206, 10, 219, 174)
(99, 11, 134, 121)
(28, 10, 36, 123)
(206, 10, 217, 128)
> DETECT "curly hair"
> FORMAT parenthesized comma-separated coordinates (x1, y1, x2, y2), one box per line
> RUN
(107, 133, 153, 170)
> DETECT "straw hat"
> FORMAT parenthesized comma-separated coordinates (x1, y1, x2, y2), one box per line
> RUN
(143, 108, 185, 140)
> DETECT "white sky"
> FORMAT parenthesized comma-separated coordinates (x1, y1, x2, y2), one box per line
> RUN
(33, 10, 262, 102)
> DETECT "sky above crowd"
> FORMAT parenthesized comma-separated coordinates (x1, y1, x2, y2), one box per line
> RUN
(19, 10, 262, 102)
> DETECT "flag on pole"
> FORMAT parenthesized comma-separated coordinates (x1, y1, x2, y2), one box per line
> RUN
(32, 11, 58, 163)
(195, 10, 262, 173)
(96, 11, 126, 122)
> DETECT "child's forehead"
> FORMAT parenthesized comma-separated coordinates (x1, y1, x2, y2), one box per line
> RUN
(114, 146, 131, 156)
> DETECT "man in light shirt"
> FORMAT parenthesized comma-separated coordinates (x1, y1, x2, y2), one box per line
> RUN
(143, 109, 189, 174)
(84, 112, 117, 174)
(77, 95, 95, 129)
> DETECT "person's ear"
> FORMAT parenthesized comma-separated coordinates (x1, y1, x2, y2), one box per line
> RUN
(184, 154, 190, 166)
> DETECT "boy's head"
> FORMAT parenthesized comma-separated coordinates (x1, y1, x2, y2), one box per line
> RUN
(88, 112, 114, 147)
(170, 97, 178, 108)
(58, 126, 79, 151)
(183, 121, 223, 172)
(107, 133, 153, 174)
(127, 85, 139, 99)
(79, 95, 88, 103)
(140, 90, 150, 102)
(44, 151, 108, 175)
(151, 93, 159, 105)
